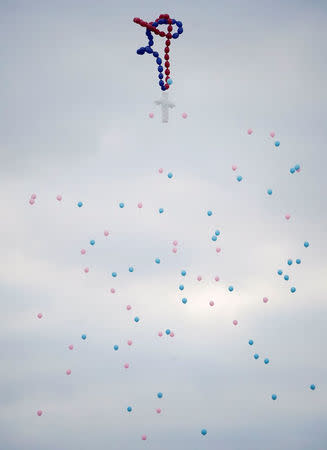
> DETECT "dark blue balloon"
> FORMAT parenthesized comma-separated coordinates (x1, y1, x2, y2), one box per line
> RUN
(156, 57, 162, 64)
(153, 51, 159, 57)
(158, 66, 163, 72)
(178, 27, 183, 34)
(152, 22, 158, 27)
(158, 19, 165, 24)
(145, 46, 153, 54)
(161, 86, 166, 91)
(176, 21, 183, 27)
(158, 73, 163, 79)
(172, 32, 179, 39)
(159, 80, 164, 86)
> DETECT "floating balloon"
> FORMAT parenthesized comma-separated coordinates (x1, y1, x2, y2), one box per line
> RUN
(304, 241, 309, 248)
(214, 276, 220, 282)
(216, 247, 221, 253)
(56, 195, 62, 201)
(267, 189, 272, 195)
(197, 275, 202, 281)
(182, 112, 188, 119)
(157, 392, 163, 398)
(228, 286, 234, 292)
(81, 249, 86, 255)
(263, 297, 268, 303)
(66, 369, 71, 375)
(68, 345, 74, 350)
(285, 214, 291, 220)
(77, 201, 83, 207)
(126, 305, 132, 310)
(31, 193, 37, 200)
(179, 284, 184, 291)
(104, 230, 109, 236)
(173, 240, 178, 246)
(124, 363, 130, 369)
(310, 384, 316, 390)
(209, 300, 214, 306)
(264, 358, 270, 364)
(29, 199, 35, 205)
(270, 131, 275, 137)
(114, 345, 119, 351)
(254, 354, 259, 360)
(119, 202, 125, 208)
(201, 429, 207, 436)
(141, 435, 147, 441)
(90, 240, 95, 246)
(167, 172, 173, 179)
(277, 270, 283, 275)
(248, 339, 254, 345)
(207, 210, 213, 216)
(159, 208, 164, 213)
(149, 113, 154, 118)
(271, 394, 277, 400)
(134, 317, 140, 323)
(137, 202, 143, 208)
(127, 340, 133, 346)
(212, 235, 217, 241)
(81, 334, 87, 340)
(296, 259, 301, 264)
(284, 275, 289, 281)
(181, 270, 186, 276)
(232, 165, 237, 171)
(127, 406, 132, 412)
(247, 129, 253, 135)
(215, 230, 220, 236)
(84, 267, 89, 273)
(158, 331, 163, 337)
(37, 410, 43, 416)
(233, 320, 238, 326)
(170, 332, 175, 337)
(172, 247, 177, 253)
(155, 258, 161, 264)
(110, 288, 116, 294)
(237, 175, 243, 182)
(165, 329, 171, 335)
(182, 298, 187, 304)
(112, 272, 117, 277)
(37, 313, 43, 319)
(274, 141, 280, 147)
(287, 259, 293, 265)
(158, 168, 163, 173)
(129, 267, 134, 272)
(156, 408, 162, 414)
(290, 287, 296, 293)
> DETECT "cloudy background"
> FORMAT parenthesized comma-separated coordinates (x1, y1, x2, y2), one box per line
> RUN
(1, 0, 327, 449)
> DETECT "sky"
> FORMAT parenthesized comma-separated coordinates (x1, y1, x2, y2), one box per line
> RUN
(0, 0, 327, 449)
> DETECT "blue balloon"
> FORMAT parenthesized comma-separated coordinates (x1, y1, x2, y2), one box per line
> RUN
(159, 80, 164, 86)
(119, 202, 125, 208)
(179, 284, 184, 291)
(254, 354, 259, 359)
(158, 66, 163, 72)
(168, 172, 173, 179)
(167, 78, 173, 85)
(272, 394, 277, 400)
(77, 201, 83, 207)
(81, 334, 87, 340)
(267, 189, 272, 195)
(134, 316, 140, 322)
(284, 275, 289, 281)
(201, 429, 207, 436)
(182, 298, 187, 304)
(165, 329, 170, 335)
(237, 175, 243, 182)
(207, 210, 213, 216)
(158, 73, 164, 79)
(290, 168, 295, 174)
(155, 258, 160, 264)
(264, 358, 269, 364)
(127, 406, 132, 412)
(159, 208, 164, 214)
(287, 259, 293, 265)
(296, 259, 301, 264)
(113, 345, 119, 351)
(215, 230, 220, 236)
(153, 51, 159, 57)
(212, 235, 217, 241)
(290, 287, 296, 293)
(248, 339, 254, 345)
(112, 272, 117, 277)
(294, 164, 300, 170)
(275, 141, 280, 147)
(310, 384, 316, 390)
(157, 392, 163, 398)
(228, 286, 234, 292)
(172, 32, 179, 39)
(145, 46, 153, 53)
(129, 267, 134, 272)
(161, 86, 166, 91)
(181, 270, 186, 276)
(156, 57, 162, 64)
(90, 240, 95, 246)
(304, 241, 309, 248)
(277, 270, 283, 275)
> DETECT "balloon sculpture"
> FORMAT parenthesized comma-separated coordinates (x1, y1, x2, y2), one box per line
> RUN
(133, 14, 183, 123)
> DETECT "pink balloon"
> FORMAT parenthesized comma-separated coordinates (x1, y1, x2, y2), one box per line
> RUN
(182, 112, 188, 119)
(66, 369, 71, 375)
(127, 340, 133, 346)
(81, 249, 86, 255)
(68, 345, 74, 350)
(232, 165, 237, 171)
(29, 199, 35, 205)
(56, 195, 62, 201)
(172, 247, 177, 253)
(110, 288, 116, 294)
(263, 297, 269, 303)
(104, 230, 109, 236)
(214, 276, 220, 282)
(126, 305, 132, 310)
(37, 410, 43, 416)
(296, 168, 301, 172)
(149, 113, 154, 118)
(158, 331, 163, 337)
(216, 247, 221, 253)
(233, 320, 238, 326)
(209, 301, 214, 306)
(124, 363, 129, 369)
(158, 168, 163, 174)
(31, 193, 37, 200)
(84, 267, 89, 273)
(37, 313, 43, 319)
(156, 408, 162, 414)
(172, 240, 178, 246)
(247, 129, 253, 135)
(170, 332, 175, 337)
(197, 275, 202, 281)
(285, 214, 291, 220)
(141, 435, 147, 441)
(137, 202, 143, 208)
(270, 131, 275, 138)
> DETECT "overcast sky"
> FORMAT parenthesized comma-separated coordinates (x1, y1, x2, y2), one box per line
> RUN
(1, 1, 327, 449)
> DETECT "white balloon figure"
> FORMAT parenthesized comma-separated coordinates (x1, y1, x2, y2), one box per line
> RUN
(154, 91, 175, 123)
